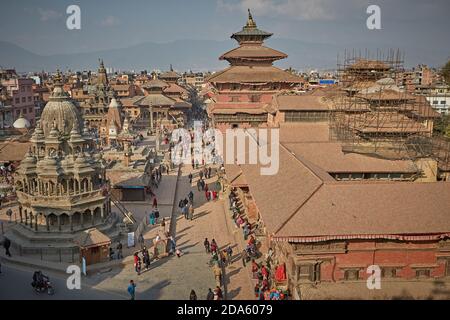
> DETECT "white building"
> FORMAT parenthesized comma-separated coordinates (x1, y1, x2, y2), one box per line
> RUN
(426, 84, 450, 115)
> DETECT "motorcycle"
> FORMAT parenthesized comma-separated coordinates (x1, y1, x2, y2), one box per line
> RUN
(31, 276, 55, 295)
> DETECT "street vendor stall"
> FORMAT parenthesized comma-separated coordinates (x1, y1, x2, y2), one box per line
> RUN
(75, 228, 111, 265)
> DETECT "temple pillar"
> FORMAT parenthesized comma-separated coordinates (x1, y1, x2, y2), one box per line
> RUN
(91, 211, 95, 225)
(34, 213, 38, 231)
(150, 107, 154, 130)
(57, 215, 61, 231)
(19, 206, 23, 223)
(25, 211, 28, 226)
(46, 215, 50, 231)
(80, 212, 84, 227)
(66, 180, 70, 194)
(100, 206, 105, 222)
(69, 215, 73, 232)
(29, 213, 33, 228)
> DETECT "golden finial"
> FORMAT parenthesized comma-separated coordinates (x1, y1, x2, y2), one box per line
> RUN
(54, 69, 62, 86)
(246, 8, 256, 28)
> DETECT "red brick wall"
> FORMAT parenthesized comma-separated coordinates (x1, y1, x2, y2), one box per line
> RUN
(318, 240, 448, 281)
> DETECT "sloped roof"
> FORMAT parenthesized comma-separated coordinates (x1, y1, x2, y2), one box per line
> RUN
(227, 130, 450, 240)
(137, 94, 175, 107)
(142, 79, 169, 90)
(120, 96, 144, 107)
(75, 228, 111, 248)
(0, 141, 31, 162)
(238, 143, 324, 234)
(159, 70, 179, 79)
(276, 181, 450, 239)
(220, 45, 287, 61)
(279, 122, 330, 143)
(284, 142, 417, 173)
(163, 83, 188, 95)
(207, 66, 303, 83)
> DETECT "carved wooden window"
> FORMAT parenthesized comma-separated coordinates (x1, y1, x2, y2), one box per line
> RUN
(344, 269, 360, 280)
(249, 94, 261, 102)
(381, 267, 397, 278)
(297, 263, 320, 282)
(415, 269, 431, 278)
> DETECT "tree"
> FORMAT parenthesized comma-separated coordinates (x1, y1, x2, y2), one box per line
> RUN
(442, 59, 450, 84)
(434, 114, 450, 138)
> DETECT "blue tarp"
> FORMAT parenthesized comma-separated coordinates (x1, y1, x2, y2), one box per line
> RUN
(319, 79, 336, 85)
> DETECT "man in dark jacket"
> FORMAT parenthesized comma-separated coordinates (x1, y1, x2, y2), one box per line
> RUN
(3, 237, 11, 257)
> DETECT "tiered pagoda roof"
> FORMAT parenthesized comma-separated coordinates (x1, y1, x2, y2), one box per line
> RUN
(207, 9, 302, 84)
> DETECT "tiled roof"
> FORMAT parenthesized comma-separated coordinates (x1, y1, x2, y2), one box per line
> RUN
(279, 122, 330, 143)
(75, 228, 111, 248)
(283, 142, 417, 173)
(220, 45, 287, 61)
(227, 129, 450, 240)
(207, 66, 303, 83)
(0, 141, 31, 162)
(137, 94, 175, 107)
(276, 181, 450, 238)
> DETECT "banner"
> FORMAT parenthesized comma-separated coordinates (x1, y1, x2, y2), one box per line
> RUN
(128, 232, 135, 248)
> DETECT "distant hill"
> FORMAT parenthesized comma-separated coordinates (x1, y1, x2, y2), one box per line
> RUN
(0, 39, 447, 73)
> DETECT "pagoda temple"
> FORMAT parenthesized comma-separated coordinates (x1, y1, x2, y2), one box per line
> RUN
(206, 9, 303, 130)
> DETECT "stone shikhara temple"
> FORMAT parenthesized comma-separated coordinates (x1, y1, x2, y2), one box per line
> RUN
(10, 71, 119, 262)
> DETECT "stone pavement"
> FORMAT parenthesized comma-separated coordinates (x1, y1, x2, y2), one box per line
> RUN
(81, 164, 253, 300)
(167, 164, 254, 299)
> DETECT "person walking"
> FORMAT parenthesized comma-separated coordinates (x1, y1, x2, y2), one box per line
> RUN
(241, 249, 248, 267)
(149, 211, 156, 226)
(188, 172, 193, 184)
(210, 239, 218, 253)
(205, 184, 210, 201)
(189, 289, 197, 300)
(182, 204, 188, 219)
(188, 190, 194, 204)
(188, 204, 194, 221)
(116, 242, 123, 259)
(204, 238, 210, 253)
(199, 169, 204, 180)
(142, 247, 150, 270)
(226, 246, 233, 265)
(197, 179, 202, 191)
(214, 286, 223, 300)
(133, 253, 141, 275)
(3, 237, 11, 257)
(206, 288, 214, 300)
(161, 217, 166, 232)
(154, 208, 160, 224)
(128, 280, 136, 300)
(152, 197, 158, 208)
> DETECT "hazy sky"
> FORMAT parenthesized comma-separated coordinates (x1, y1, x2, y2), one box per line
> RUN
(0, 0, 449, 62)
